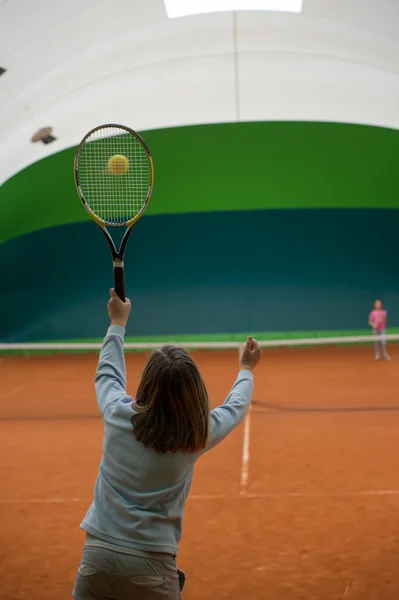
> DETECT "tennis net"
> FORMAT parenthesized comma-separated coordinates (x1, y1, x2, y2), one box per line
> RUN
(1, 333, 399, 353)
(1, 334, 398, 422)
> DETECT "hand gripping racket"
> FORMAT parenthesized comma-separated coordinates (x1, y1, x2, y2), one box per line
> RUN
(74, 124, 154, 301)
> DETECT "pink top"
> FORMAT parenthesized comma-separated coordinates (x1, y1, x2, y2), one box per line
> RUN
(369, 309, 387, 332)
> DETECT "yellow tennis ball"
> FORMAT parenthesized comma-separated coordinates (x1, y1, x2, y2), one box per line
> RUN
(108, 154, 129, 175)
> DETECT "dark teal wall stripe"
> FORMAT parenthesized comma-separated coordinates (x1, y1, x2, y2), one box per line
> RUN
(0, 209, 398, 342)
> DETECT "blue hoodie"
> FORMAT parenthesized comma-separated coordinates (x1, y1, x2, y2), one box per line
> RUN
(81, 325, 254, 555)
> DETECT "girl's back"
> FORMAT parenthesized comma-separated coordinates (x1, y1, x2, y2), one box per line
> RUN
(73, 289, 261, 600)
(85, 392, 198, 555)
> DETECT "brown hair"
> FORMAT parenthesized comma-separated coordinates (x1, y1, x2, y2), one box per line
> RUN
(131, 345, 210, 454)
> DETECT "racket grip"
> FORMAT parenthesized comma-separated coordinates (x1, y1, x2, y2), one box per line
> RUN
(113, 261, 126, 302)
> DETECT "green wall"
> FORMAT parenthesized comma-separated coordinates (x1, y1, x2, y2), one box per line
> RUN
(1, 121, 398, 342)
(1, 121, 399, 244)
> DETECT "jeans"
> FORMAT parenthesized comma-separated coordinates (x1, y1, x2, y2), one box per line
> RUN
(374, 329, 388, 357)
(73, 537, 185, 600)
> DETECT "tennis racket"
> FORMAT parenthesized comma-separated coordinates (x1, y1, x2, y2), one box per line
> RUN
(74, 124, 154, 301)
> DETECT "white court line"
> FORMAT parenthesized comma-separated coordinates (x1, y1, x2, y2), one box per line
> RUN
(2, 490, 399, 505)
(238, 344, 251, 495)
(239, 413, 251, 495)
(342, 581, 352, 598)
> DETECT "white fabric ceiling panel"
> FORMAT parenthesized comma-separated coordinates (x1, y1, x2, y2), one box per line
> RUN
(34, 54, 237, 132)
(238, 52, 399, 128)
(238, 12, 399, 74)
(2, 0, 162, 91)
(0, 0, 398, 184)
(305, 0, 399, 42)
(19, 13, 234, 115)
(0, 0, 98, 56)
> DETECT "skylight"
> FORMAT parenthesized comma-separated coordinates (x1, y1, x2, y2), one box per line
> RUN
(164, 0, 303, 19)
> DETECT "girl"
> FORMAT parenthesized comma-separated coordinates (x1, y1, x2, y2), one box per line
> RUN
(369, 299, 390, 361)
(73, 289, 261, 600)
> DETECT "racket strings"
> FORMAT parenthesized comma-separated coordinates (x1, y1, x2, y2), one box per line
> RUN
(77, 126, 152, 226)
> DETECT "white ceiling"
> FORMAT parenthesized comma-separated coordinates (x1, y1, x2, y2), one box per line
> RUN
(0, 0, 399, 184)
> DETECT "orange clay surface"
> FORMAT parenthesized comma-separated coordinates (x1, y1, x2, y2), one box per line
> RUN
(1, 345, 399, 600)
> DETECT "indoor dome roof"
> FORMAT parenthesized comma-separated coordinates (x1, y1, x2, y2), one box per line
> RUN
(1, 0, 398, 183)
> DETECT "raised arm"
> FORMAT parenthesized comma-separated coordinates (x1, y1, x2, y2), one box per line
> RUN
(95, 325, 127, 416)
(94, 289, 131, 417)
(205, 337, 261, 451)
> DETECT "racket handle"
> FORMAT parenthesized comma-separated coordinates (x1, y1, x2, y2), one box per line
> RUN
(113, 260, 126, 302)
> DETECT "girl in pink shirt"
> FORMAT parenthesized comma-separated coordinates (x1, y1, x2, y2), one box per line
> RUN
(368, 299, 390, 361)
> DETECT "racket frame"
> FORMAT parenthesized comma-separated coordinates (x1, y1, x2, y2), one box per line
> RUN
(74, 123, 154, 301)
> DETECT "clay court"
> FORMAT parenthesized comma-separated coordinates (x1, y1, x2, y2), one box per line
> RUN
(1, 344, 399, 600)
